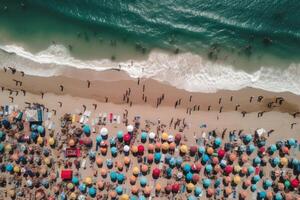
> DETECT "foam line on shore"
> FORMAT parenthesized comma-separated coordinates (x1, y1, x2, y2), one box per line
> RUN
(0, 44, 300, 95)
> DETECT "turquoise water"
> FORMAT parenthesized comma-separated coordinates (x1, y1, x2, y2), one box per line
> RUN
(0, 0, 300, 68)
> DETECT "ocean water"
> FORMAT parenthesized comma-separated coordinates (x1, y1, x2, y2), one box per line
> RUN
(0, 0, 300, 94)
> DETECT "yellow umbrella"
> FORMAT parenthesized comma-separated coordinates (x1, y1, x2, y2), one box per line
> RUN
(162, 142, 169, 151)
(161, 132, 168, 141)
(186, 183, 195, 191)
(13, 165, 20, 173)
(280, 157, 288, 166)
(120, 194, 129, 200)
(48, 137, 55, 146)
(133, 167, 140, 176)
(155, 183, 162, 192)
(180, 145, 188, 154)
(233, 175, 241, 184)
(5, 144, 12, 152)
(131, 146, 138, 153)
(234, 165, 241, 173)
(44, 157, 51, 165)
(37, 136, 43, 145)
(84, 177, 92, 185)
(67, 183, 74, 190)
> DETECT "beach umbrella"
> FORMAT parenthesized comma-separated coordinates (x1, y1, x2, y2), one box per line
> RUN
(239, 191, 247, 199)
(269, 144, 277, 153)
(100, 168, 107, 177)
(109, 138, 117, 146)
(133, 167, 140, 176)
(244, 179, 251, 187)
(152, 168, 160, 179)
(192, 174, 200, 183)
(117, 131, 123, 140)
(155, 143, 161, 151)
(138, 145, 145, 154)
(202, 154, 210, 163)
(67, 182, 74, 190)
(48, 137, 55, 146)
(186, 172, 193, 182)
(148, 144, 154, 152)
(175, 133, 181, 142)
(180, 145, 188, 154)
(96, 157, 103, 166)
(127, 124, 134, 132)
(83, 125, 90, 135)
(277, 182, 284, 191)
(165, 184, 172, 193)
(71, 176, 79, 185)
(187, 183, 195, 192)
(141, 132, 147, 141)
(0, 131, 5, 140)
(161, 132, 168, 141)
(234, 165, 241, 173)
(84, 177, 92, 186)
(89, 150, 96, 159)
(224, 165, 233, 175)
(116, 185, 123, 195)
(207, 188, 214, 196)
(212, 157, 219, 165)
(169, 157, 176, 167)
(120, 194, 129, 200)
(97, 181, 104, 190)
(247, 166, 255, 175)
(275, 193, 282, 200)
(155, 183, 162, 192)
(218, 149, 225, 158)
(233, 175, 241, 184)
(247, 144, 255, 154)
(141, 164, 148, 174)
(109, 191, 117, 199)
(203, 178, 211, 188)
(288, 138, 296, 146)
(291, 178, 299, 188)
(183, 163, 191, 173)
(225, 187, 232, 196)
(70, 193, 77, 200)
(111, 146, 117, 155)
(2, 119, 11, 129)
(266, 192, 273, 200)
(82, 137, 92, 146)
(110, 171, 117, 182)
(124, 157, 130, 166)
(254, 156, 261, 165)
(123, 133, 131, 143)
(147, 154, 153, 163)
(88, 187, 96, 197)
(0, 143, 4, 153)
(205, 164, 213, 174)
(154, 152, 161, 162)
(149, 132, 156, 140)
(258, 191, 267, 199)
(143, 186, 151, 196)
(284, 180, 291, 188)
(176, 157, 183, 166)
(100, 127, 108, 137)
(252, 175, 260, 183)
(168, 135, 174, 142)
(6, 163, 13, 172)
(280, 157, 288, 166)
(206, 147, 214, 155)
(172, 183, 180, 193)
(37, 136, 43, 145)
(272, 157, 280, 166)
(79, 183, 86, 192)
(117, 173, 125, 183)
(169, 142, 176, 151)
(243, 134, 252, 143)
(251, 184, 257, 191)
(129, 175, 137, 185)
(131, 146, 138, 154)
(229, 153, 237, 162)
(190, 146, 198, 155)
(214, 137, 222, 147)
(131, 185, 139, 194)
(194, 187, 202, 197)
(96, 135, 103, 144)
(264, 179, 272, 188)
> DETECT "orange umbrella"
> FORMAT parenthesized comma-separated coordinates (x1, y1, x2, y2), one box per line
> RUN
(207, 188, 214, 196)
(144, 186, 151, 195)
(100, 147, 107, 154)
(162, 142, 169, 151)
(266, 191, 273, 200)
(229, 153, 237, 162)
(225, 187, 232, 196)
(239, 191, 247, 199)
(124, 157, 131, 165)
(241, 167, 248, 175)
(96, 157, 103, 166)
(131, 146, 138, 154)
(131, 185, 139, 194)
(130, 175, 137, 185)
(97, 181, 104, 190)
(155, 183, 162, 192)
(241, 154, 248, 163)
(100, 168, 107, 177)
(148, 144, 154, 152)
(109, 191, 117, 199)
(206, 147, 214, 155)
(68, 139, 75, 147)
(169, 142, 176, 150)
(141, 164, 148, 173)
(212, 157, 219, 165)
(281, 146, 289, 154)
(117, 162, 124, 171)
(155, 143, 161, 151)
(244, 179, 251, 187)
(214, 165, 221, 173)
(224, 176, 231, 185)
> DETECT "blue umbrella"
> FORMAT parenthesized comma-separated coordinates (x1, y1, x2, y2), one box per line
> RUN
(72, 176, 79, 185)
(205, 164, 213, 173)
(169, 157, 176, 167)
(258, 191, 266, 199)
(176, 157, 183, 166)
(139, 196, 146, 200)
(111, 147, 117, 155)
(251, 185, 257, 192)
(83, 125, 90, 135)
(202, 154, 210, 163)
(130, 196, 138, 200)
(2, 119, 11, 129)
(117, 173, 125, 183)
(6, 163, 13, 172)
(89, 150, 96, 159)
(244, 135, 252, 143)
(214, 138, 222, 147)
(110, 138, 116, 146)
(89, 187, 96, 197)
(292, 158, 299, 166)
(203, 178, 211, 188)
(198, 146, 205, 154)
(288, 138, 296, 146)
(106, 159, 113, 167)
(30, 132, 38, 141)
(254, 156, 261, 165)
(183, 163, 191, 173)
(275, 193, 282, 200)
(269, 144, 277, 153)
(140, 176, 148, 186)
(96, 135, 102, 143)
(264, 179, 272, 188)
(252, 175, 260, 183)
(247, 144, 255, 154)
(154, 152, 161, 162)
(186, 172, 193, 182)
(194, 186, 202, 197)
(214, 179, 221, 188)
(272, 157, 280, 166)
(42, 179, 49, 188)
(110, 171, 117, 182)
(37, 125, 44, 134)
(141, 132, 148, 141)
(248, 166, 255, 175)
(79, 183, 86, 192)
(117, 131, 123, 140)
(0, 131, 5, 140)
(116, 185, 123, 195)
(165, 154, 172, 163)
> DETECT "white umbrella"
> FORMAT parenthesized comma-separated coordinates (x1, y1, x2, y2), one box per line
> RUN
(127, 125, 134, 132)
(168, 135, 174, 142)
(149, 132, 156, 139)
(123, 145, 130, 152)
(100, 127, 108, 136)
(256, 128, 266, 137)
(26, 180, 33, 187)
(78, 195, 86, 200)
(177, 172, 183, 179)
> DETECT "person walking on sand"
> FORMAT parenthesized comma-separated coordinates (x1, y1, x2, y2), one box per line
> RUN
(241, 111, 247, 117)
(189, 95, 192, 102)
(41, 92, 44, 99)
(93, 103, 97, 110)
(59, 85, 64, 92)
(21, 89, 26, 96)
(8, 67, 16, 74)
(87, 80, 91, 88)
(58, 101, 63, 107)
(250, 96, 254, 103)
(257, 95, 263, 102)
(230, 96, 233, 101)
(235, 104, 240, 111)
(20, 71, 24, 76)
(82, 105, 86, 112)
(208, 105, 211, 111)
(219, 106, 223, 113)
(3, 67, 7, 72)
(218, 97, 222, 104)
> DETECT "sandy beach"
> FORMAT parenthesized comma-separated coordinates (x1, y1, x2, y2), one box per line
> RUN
(0, 66, 299, 199)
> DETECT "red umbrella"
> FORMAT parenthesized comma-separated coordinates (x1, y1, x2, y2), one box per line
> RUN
(224, 165, 233, 175)
(218, 149, 225, 158)
(172, 183, 180, 193)
(165, 185, 172, 193)
(175, 133, 181, 143)
(192, 174, 200, 183)
(123, 134, 131, 143)
(259, 147, 265, 154)
(138, 145, 145, 154)
(291, 178, 299, 188)
(152, 168, 160, 178)
(190, 146, 198, 155)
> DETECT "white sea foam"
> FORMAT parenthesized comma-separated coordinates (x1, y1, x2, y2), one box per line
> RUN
(0, 44, 300, 95)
